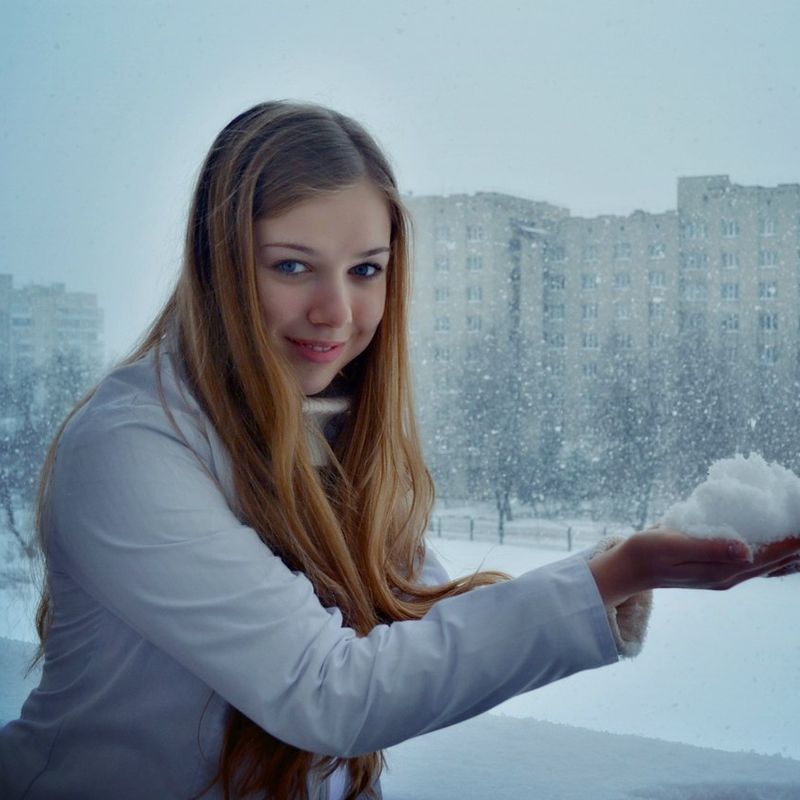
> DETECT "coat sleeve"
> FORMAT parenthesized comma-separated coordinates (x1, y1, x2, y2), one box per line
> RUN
(50, 399, 619, 759)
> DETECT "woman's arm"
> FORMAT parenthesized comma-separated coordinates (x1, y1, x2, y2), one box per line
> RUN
(50, 399, 619, 758)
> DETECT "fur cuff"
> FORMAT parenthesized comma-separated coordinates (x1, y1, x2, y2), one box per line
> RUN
(591, 536, 653, 658)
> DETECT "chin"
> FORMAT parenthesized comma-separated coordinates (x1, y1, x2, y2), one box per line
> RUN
(300, 374, 336, 396)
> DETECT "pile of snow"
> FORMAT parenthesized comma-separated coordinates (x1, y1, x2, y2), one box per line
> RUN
(662, 453, 800, 544)
(430, 537, 800, 762)
(383, 713, 800, 800)
(3, 523, 799, 799)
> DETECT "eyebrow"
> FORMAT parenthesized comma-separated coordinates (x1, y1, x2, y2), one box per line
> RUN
(260, 242, 391, 258)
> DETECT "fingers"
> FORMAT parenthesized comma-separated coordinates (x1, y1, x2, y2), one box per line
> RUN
(754, 537, 800, 563)
(623, 529, 800, 593)
(704, 546, 800, 588)
(766, 562, 800, 578)
(652, 530, 753, 565)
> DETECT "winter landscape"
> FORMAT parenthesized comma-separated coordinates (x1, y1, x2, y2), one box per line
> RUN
(3, 511, 799, 799)
(4, 3, 800, 797)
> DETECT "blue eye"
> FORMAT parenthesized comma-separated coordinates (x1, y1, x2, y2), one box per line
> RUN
(351, 263, 382, 278)
(273, 260, 308, 275)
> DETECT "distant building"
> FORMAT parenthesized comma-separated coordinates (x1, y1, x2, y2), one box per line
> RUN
(406, 176, 800, 497)
(676, 176, 800, 371)
(405, 193, 567, 493)
(0, 274, 104, 378)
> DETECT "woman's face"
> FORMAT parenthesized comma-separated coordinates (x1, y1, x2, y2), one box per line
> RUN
(254, 180, 391, 396)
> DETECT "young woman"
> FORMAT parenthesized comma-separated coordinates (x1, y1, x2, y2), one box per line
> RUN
(1, 101, 798, 800)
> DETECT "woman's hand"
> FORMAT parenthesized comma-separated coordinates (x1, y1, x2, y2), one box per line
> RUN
(589, 528, 800, 608)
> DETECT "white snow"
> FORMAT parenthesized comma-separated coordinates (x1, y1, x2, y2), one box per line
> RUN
(662, 453, 800, 544)
(383, 715, 800, 800)
(2, 526, 799, 798)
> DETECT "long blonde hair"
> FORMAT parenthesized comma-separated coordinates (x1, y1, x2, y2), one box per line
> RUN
(34, 101, 504, 799)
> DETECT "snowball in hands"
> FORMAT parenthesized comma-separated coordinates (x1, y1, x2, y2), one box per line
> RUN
(661, 453, 800, 546)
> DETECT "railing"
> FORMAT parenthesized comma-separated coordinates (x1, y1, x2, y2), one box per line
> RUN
(427, 514, 614, 552)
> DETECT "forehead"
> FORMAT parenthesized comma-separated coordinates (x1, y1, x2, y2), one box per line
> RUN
(255, 181, 391, 247)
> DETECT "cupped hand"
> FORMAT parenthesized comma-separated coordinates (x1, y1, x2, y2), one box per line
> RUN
(589, 528, 800, 607)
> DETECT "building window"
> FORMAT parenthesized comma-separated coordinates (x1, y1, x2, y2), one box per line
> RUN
(721, 219, 740, 238)
(544, 331, 565, 348)
(581, 303, 598, 320)
(758, 218, 776, 237)
(582, 244, 599, 262)
(581, 273, 599, 290)
(435, 225, 450, 242)
(758, 281, 778, 300)
(466, 224, 484, 242)
(722, 344, 738, 363)
(464, 346, 481, 365)
(582, 332, 599, 350)
(758, 250, 778, 268)
(434, 287, 449, 303)
(721, 251, 739, 269)
(721, 314, 739, 333)
(466, 315, 482, 332)
(433, 347, 450, 363)
(613, 242, 632, 261)
(613, 333, 633, 350)
(680, 280, 708, 302)
(434, 316, 450, 333)
(582, 362, 598, 377)
(466, 285, 482, 303)
(649, 300, 665, 320)
(544, 304, 565, 321)
(546, 245, 566, 263)
(648, 331, 667, 348)
(720, 283, 740, 301)
(759, 312, 778, 331)
(681, 251, 708, 270)
(613, 272, 631, 290)
(683, 219, 708, 240)
(466, 255, 483, 272)
(614, 303, 631, 321)
(679, 311, 706, 332)
(759, 344, 778, 365)
(649, 270, 666, 288)
(649, 242, 666, 260)
(547, 273, 566, 290)
(435, 255, 450, 273)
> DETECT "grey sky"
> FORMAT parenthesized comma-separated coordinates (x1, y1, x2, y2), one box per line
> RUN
(2, 0, 798, 358)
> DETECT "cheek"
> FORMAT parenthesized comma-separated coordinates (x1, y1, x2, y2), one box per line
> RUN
(257, 281, 292, 331)
(358, 286, 387, 335)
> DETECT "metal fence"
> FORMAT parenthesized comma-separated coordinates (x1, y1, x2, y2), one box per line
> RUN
(427, 514, 614, 552)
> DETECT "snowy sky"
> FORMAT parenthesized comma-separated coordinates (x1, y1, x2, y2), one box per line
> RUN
(2, 0, 798, 358)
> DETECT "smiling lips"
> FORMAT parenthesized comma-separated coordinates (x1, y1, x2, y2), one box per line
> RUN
(287, 337, 345, 364)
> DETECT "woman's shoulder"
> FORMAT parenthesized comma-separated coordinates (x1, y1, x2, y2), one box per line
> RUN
(62, 349, 210, 456)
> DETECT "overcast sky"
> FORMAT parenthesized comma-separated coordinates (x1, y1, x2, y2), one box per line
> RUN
(2, 0, 798, 358)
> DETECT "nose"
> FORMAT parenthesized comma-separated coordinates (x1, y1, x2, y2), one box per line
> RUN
(308, 276, 352, 329)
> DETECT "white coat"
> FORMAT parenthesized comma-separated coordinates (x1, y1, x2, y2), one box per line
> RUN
(0, 349, 630, 799)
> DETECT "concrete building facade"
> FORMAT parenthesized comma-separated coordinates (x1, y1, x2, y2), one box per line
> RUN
(0, 274, 104, 378)
(405, 193, 566, 490)
(405, 176, 800, 497)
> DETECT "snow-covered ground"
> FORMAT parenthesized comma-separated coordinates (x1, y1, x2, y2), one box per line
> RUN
(2, 524, 799, 798)
(427, 537, 800, 759)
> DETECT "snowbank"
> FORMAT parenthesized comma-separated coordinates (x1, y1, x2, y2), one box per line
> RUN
(3, 528, 798, 798)
(383, 713, 800, 800)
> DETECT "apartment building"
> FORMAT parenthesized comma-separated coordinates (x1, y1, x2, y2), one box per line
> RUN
(676, 176, 800, 373)
(0, 274, 104, 377)
(406, 176, 800, 496)
(405, 193, 566, 491)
